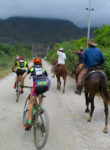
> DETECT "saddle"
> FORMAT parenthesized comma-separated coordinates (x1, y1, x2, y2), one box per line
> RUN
(85, 66, 101, 81)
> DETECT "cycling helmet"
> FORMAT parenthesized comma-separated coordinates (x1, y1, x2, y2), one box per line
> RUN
(33, 57, 42, 64)
(19, 56, 24, 60)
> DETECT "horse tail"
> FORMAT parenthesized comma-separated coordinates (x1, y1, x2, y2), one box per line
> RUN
(100, 73, 110, 105)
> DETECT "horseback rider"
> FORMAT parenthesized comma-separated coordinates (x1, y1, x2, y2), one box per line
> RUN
(74, 39, 105, 95)
(52, 43, 66, 77)
(69, 47, 84, 75)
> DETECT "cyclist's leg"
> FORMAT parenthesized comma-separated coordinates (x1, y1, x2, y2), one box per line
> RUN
(39, 96, 43, 109)
(25, 95, 36, 130)
(20, 70, 26, 93)
(25, 82, 36, 130)
(28, 95, 36, 121)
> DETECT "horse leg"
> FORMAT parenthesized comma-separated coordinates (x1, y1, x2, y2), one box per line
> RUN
(59, 78, 61, 90)
(88, 95, 95, 122)
(85, 91, 90, 113)
(63, 76, 66, 93)
(103, 101, 109, 133)
(57, 76, 60, 90)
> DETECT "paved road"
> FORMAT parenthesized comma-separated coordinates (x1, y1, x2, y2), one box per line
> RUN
(0, 60, 110, 150)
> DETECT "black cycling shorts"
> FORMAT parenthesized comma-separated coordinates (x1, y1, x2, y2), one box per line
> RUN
(16, 69, 26, 76)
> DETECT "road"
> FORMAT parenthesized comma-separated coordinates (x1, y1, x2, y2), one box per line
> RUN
(0, 60, 110, 150)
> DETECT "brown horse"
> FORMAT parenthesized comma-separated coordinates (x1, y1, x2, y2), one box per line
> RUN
(83, 70, 110, 133)
(51, 60, 67, 93)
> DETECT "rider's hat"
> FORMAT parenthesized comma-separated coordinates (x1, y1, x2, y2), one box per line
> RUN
(87, 39, 97, 46)
(80, 47, 84, 50)
(59, 47, 64, 51)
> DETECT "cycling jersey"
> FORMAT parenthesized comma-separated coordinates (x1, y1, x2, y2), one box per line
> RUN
(27, 65, 49, 96)
(15, 60, 28, 70)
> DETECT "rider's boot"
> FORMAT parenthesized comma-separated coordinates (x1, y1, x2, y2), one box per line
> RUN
(74, 85, 82, 95)
(21, 88, 24, 94)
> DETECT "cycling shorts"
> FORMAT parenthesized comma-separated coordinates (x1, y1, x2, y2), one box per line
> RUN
(16, 69, 26, 76)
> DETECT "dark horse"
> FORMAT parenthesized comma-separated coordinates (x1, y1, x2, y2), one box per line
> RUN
(84, 70, 110, 133)
(51, 59, 67, 93)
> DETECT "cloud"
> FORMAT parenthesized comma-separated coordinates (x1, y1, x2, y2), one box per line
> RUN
(0, 0, 110, 27)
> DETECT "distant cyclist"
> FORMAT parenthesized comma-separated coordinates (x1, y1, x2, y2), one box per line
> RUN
(21, 57, 51, 130)
(12, 56, 29, 93)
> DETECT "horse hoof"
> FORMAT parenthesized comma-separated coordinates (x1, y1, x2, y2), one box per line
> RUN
(103, 129, 108, 133)
(103, 127, 108, 133)
(85, 109, 90, 113)
(87, 117, 92, 122)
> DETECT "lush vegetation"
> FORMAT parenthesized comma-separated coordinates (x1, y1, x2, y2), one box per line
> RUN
(47, 25, 110, 78)
(0, 44, 32, 78)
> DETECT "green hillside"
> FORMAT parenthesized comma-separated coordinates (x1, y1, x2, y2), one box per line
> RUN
(0, 17, 86, 43)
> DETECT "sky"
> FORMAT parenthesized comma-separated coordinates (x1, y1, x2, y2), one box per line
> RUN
(0, 0, 110, 28)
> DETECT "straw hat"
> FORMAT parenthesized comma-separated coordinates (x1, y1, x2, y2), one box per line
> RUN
(87, 39, 97, 46)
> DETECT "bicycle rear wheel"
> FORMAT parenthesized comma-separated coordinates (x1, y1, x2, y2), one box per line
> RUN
(33, 108, 49, 149)
(23, 95, 30, 126)
(16, 82, 20, 102)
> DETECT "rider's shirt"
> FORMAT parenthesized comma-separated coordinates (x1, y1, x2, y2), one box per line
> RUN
(15, 60, 28, 70)
(84, 46, 105, 69)
(76, 52, 84, 64)
(57, 51, 66, 64)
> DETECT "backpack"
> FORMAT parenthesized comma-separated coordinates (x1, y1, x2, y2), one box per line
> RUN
(33, 67, 49, 94)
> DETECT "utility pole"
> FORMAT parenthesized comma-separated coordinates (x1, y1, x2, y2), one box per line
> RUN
(86, 0, 94, 41)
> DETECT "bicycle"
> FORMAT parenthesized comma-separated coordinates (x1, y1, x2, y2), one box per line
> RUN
(13, 71, 22, 102)
(23, 86, 49, 150)
(16, 75, 22, 102)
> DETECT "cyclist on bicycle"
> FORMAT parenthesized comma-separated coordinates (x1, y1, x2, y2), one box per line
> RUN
(12, 56, 29, 93)
(21, 57, 51, 130)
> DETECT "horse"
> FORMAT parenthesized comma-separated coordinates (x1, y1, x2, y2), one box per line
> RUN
(83, 70, 110, 133)
(51, 59, 67, 93)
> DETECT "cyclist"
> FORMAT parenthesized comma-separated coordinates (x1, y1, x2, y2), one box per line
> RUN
(21, 57, 51, 130)
(12, 56, 29, 93)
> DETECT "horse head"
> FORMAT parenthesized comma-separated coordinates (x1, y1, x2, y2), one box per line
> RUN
(51, 59, 58, 73)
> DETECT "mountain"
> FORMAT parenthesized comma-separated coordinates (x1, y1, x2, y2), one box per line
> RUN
(0, 17, 86, 44)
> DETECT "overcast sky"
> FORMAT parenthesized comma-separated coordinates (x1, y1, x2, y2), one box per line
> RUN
(0, 0, 110, 28)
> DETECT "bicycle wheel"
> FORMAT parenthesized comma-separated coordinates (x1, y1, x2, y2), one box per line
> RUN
(33, 108, 49, 149)
(23, 95, 30, 126)
(16, 81, 20, 102)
